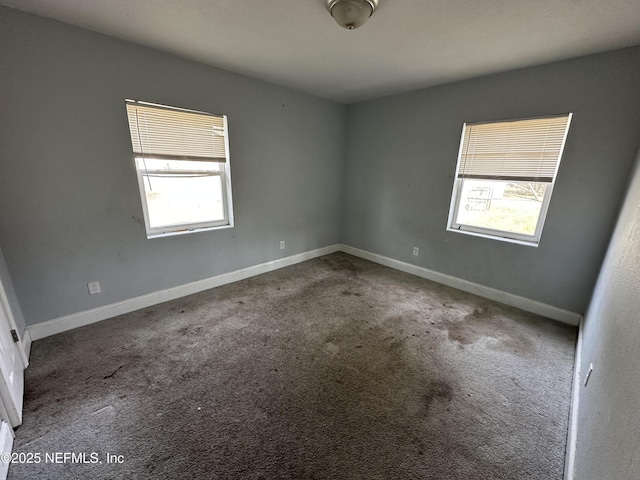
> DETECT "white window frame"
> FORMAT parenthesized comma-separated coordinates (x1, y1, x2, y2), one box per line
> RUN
(126, 100, 234, 238)
(446, 114, 572, 247)
(134, 159, 234, 238)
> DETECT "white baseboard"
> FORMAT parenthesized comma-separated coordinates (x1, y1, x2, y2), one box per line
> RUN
(27, 245, 340, 341)
(339, 244, 582, 326)
(25, 242, 581, 346)
(564, 317, 584, 480)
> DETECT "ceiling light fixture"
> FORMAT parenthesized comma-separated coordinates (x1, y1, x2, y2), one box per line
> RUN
(326, 0, 379, 30)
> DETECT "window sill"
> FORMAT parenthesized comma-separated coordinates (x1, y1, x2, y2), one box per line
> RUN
(147, 223, 234, 239)
(447, 227, 539, 247)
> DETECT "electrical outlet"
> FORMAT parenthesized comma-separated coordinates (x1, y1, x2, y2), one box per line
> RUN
(87, 281, 101, 295)
(584, 363, 594, 387)
(280, 241, 285, 250)
(412, 247, 419, 256)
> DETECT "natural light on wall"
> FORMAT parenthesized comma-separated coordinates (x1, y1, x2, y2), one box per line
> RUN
(447, 114, 572, 246)
(125, 100, 234, 238)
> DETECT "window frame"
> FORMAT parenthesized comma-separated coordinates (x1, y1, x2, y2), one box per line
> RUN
(134, 161, 233, 238)
(126, 100, 235, 239)
(446, 114, 572, 247)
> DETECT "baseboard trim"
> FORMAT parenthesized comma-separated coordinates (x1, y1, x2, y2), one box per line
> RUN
(26, 242, 581, 343)
(27, 245, 340, 341)
(339, 244, 582, 326)
(564, 316, 583, 480)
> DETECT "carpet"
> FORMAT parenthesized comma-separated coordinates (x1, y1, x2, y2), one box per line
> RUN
(8, 253, 577, 479)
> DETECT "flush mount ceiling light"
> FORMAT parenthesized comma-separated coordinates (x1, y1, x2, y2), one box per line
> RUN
(326, 0, 379, 30)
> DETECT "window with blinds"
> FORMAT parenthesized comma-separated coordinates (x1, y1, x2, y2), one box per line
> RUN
(447, 114, 572, 246)
(125, 100, 234, 238)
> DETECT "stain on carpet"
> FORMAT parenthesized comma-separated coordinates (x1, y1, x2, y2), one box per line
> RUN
(437, 305, 535, 356)
(424, 380, 454, 409)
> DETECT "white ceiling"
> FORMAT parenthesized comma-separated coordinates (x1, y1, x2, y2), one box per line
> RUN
(2, 0, 640, 103)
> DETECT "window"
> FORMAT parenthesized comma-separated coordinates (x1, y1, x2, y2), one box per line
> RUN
(125, 100, 234, 238)
(447, 114, 572, 246)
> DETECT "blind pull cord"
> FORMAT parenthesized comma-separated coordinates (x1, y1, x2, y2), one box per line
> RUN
(135, 108, 153, 191)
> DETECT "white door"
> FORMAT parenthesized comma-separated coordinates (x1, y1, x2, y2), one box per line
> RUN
(0, 280, 24, 428)
(0, 420, 13, 480)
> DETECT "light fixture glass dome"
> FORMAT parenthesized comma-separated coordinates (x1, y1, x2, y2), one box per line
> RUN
(327, 0, 378, 30)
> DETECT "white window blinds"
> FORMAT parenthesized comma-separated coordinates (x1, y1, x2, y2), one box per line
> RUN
(458, 114, 572, 182)
(126, 100, 228, 162)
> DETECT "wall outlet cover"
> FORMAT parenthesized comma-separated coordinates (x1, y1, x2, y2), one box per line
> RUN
(584, 363, 594, 387)
(87, 281, 101, 295)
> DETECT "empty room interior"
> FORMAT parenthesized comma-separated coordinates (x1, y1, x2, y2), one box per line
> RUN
(0, 1, 639, 479)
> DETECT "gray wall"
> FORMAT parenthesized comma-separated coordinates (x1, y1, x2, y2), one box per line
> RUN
(573, 149, 640, 480)
(0, 246, 26, 336)
(0, 8, 346, 325)
(342, 47, 640, 314)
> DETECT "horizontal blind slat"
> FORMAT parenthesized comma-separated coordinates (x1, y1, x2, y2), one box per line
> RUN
(133, 153, 227, 163)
